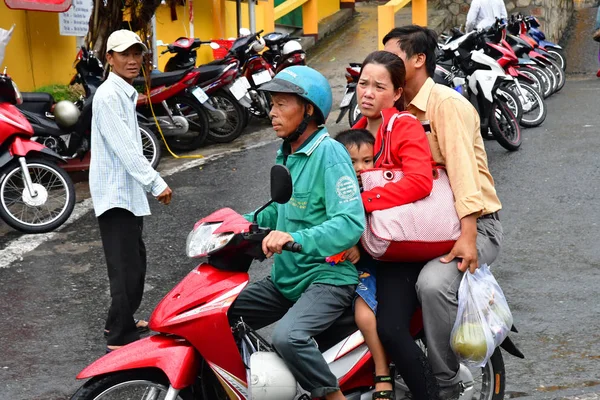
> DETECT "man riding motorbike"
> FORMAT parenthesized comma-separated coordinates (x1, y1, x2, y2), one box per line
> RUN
(228, 66, 365, 400)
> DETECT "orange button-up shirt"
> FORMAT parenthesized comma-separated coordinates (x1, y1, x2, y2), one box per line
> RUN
(406, 78, 502, 219)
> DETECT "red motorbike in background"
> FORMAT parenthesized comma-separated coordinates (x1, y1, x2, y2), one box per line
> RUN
(158, 37, 248, 143)
(0, 69, 75, 234)
(336, 62, 362, 126)
(70, 165, 523, 400)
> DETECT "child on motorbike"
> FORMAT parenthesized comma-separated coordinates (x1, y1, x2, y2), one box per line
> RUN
(333, 50, 440, 400)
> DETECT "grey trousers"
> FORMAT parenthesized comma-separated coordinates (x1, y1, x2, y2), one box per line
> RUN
(228, 277, 356, 398)
(415, 217, 503, 387)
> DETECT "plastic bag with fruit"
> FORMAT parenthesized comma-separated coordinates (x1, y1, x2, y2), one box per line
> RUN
(450, 264, 513, 367)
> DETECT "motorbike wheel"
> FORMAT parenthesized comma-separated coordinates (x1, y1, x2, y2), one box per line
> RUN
(513, 82, 547, 127)
(547, 48, 567, 71)
(399, 343, 506, 400)
(542, 63, 558, 95)
(547, 59, 565, 93)
(497, 85, 523, 124)
(70, 369, 193, 400)
(166, 95, 210, 151)
(348, 92, 363, 127)
(516, 70, 543, 98)
(140, 125, 162, 169)
(490, 100, 521, 151)
(0, 158, 76, 234)
(530, 66, 553, 98)
(206, 90, 248, 143)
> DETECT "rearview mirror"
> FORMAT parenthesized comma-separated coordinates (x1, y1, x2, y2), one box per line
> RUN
(270, 165, 292, 204)
(209, 42, 220, 50)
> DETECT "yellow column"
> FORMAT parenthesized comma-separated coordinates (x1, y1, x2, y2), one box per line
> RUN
(212, 0, 226, 38)
(412, 0, 428, 26)
(302, 0, 319, 37)
(378, 4, 394, 50)
(263, 0, 275, 34)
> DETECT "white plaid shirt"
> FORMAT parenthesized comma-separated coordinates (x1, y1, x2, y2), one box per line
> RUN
(89, 72, 167, 217)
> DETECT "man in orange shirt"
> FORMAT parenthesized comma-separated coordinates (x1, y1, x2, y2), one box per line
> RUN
(383, 25, 503, 400)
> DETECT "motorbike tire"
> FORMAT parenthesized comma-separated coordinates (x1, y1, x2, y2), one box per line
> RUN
(206, 90, 248, 143)
(530, 66, 553, 98)
(140, 125, 162, 169)
(542, 63, 559, 95)
(516, 70, 543, 98)
(0, 158, 76, 234)
(547, 59, 565, 93)
(348, 92, 363, 127)
(497, 85, 523, 124)
(547, 48, 567, 71)
(70, 369, 193, 400)
(490, 100, 521, 151)
(166, 95, 210, 151)
(513, 82, 547, 127)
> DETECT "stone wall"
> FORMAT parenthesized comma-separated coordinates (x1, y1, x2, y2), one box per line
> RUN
(431, 0, 575, 42)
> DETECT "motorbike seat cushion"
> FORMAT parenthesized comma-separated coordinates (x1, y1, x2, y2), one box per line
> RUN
(132, 68, 193, 88)
(19, 92, 55, 114)
(195, 64, 229, 85)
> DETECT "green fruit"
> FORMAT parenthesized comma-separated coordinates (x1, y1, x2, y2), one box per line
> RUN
(490, 303, 513, 328)
(451, 322, 489, 362)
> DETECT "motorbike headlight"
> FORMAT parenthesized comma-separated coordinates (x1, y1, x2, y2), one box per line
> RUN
(186, 222, 235, 258)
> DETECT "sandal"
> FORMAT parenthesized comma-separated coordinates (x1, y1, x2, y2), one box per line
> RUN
(106, 344, 123, 354)
(373, 375, 395, 400)
(104, 319, 150, 337)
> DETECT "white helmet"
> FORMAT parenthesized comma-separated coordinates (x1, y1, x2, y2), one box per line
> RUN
(54, 100, 80, 129)
(251, 37, 266, 53)
(249, 352, 297, 400)
(282, 40, 302, 55)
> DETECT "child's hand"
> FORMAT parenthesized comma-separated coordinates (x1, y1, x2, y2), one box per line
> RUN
(345, 245, 361, 264)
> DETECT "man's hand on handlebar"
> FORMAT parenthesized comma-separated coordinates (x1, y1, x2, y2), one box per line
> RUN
(262, 230, 294, 258)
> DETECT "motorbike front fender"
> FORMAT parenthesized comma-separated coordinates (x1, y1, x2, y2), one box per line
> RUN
(77, 335, 199, 390)
(540, 40, 562, 50)
(10, 136, 65, 163)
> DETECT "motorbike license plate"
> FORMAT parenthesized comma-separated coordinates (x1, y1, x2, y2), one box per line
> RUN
(252, 70, 272, 86)
(191, 87, 209, 104)
(229, 77, 250, 100)
(339, 90, 354, 108)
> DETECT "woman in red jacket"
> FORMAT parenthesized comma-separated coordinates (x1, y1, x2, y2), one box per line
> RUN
(349, 50, 439, 400)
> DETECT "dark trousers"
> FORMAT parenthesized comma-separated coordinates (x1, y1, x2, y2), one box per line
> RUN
(98, 208, 146, 346)
(228, 277, 355, 398)
(376, 261, 439, 400)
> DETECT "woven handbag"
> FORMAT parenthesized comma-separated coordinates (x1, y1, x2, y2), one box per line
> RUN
(360, 113, 461, 262)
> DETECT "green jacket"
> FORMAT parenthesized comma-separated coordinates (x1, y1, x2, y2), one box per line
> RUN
(246, 128, 365, 301)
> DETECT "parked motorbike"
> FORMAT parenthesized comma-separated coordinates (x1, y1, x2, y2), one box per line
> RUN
(521, 14, 566, 71)
(336, 62, 362, 127)
(17, 47, 161, 171)
(436, 29, 522, 151)
(71, 164, 524, 400)
(262, 32, 307, 73)
(0, 69, 76, 234)
(159, 37, 248, 143)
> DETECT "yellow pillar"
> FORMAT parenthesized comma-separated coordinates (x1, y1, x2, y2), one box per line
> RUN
(378, 4, 394, 50)
(263, 0, 275, 33)
(302, 0, 318, 37)
(412, 0, 428, 26)
(212, 0, 226, 38)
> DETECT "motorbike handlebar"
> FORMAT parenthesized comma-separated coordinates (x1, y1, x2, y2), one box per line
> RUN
(283, 242, 302, 253)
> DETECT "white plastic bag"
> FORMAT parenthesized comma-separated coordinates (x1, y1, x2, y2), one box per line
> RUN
(450, 264, 513, 367)
(0, 25, 15, 68)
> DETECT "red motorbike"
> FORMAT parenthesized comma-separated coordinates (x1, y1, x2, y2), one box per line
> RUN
(0, 69, 76, 233)
(336, 63, 362, 127)
(71, 165, 522, 400)
(159, 37, 249, 143)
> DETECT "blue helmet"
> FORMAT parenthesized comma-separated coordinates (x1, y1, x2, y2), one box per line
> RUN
(259, 66, 332, 124)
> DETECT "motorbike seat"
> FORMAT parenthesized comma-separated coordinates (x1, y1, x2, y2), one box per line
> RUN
(133, 68, 193, 88)
(195, 64, 229, 85)
(19, 109, 64, 136)
(18, 92, 55, 114)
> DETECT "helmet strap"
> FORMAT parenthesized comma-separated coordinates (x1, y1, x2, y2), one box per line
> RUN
(284, 105, 313, 144)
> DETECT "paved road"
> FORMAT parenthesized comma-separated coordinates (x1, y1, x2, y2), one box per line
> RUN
(1, 3, 600, 399)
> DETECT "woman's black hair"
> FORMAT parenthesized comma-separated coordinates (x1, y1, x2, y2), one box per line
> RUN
(359, 50, 406, 112)
(335, 128, 375, 150)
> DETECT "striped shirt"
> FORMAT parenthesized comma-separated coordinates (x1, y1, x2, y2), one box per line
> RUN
(89, 72, 167, 217)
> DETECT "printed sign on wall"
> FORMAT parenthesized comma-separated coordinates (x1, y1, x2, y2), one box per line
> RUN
(59, 0, 93, 37)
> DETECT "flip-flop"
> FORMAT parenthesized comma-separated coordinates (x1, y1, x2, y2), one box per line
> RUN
(106, 345, 123, 354)
(104, 319, 150, 337)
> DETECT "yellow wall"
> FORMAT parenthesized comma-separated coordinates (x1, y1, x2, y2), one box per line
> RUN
(318, 0, 340, 21)
(0, 2, 76, 91)
(0, 0, 342, 90)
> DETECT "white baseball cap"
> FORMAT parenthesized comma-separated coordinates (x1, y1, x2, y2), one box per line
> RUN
(106, 29, 148, 53)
